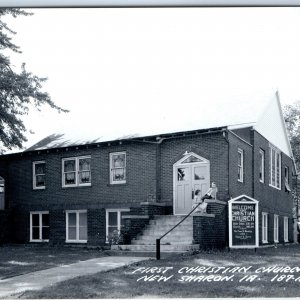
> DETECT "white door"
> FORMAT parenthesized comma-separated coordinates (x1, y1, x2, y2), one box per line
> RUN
(174, 153, 210, 215)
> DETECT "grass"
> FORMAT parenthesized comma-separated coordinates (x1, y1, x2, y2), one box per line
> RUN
(0, 244, 105, 279)
(15, 243, 300, 298)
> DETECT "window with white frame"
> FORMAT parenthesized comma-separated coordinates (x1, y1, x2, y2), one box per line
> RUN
(237, 149, 244, 182)
(262, 212, 268, 243)
(66, 210, 87, 243)
(284, 216, 289, 242)
(269, 145, 281, 189)
(259, 149, 265, 183)
(106, 209, 129, 242)
(62, 156, 91, 187)
(110, 152, 126, 184)
(30, 212, 49, 242)
(274, 214, 279, 243)
(33, 161, 46, 189)
(284, 166, 291, 192)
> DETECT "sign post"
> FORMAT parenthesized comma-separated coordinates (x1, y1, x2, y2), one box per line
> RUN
(228, 195, 259, 249)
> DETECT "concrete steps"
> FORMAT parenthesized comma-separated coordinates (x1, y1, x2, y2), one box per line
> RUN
(113, 215, 197, 252)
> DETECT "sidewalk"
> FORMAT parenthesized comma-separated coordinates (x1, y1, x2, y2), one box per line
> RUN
(0, 256, 150, 299)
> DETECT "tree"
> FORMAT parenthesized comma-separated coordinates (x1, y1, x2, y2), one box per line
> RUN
(283, 101, 300, 173)
(0, 8, 68, 153)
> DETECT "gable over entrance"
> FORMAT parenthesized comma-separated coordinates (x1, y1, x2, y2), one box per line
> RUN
(173, 152, 210, 215)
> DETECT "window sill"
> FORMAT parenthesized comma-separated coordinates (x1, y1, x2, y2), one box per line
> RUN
(62, 184, 92, 188)
(33, 187, 46, 190)
(269, 184, 281, 191)
(107, 183, 127, 187)
(65, 240, 87, 243)
(30, 240, 49, 242)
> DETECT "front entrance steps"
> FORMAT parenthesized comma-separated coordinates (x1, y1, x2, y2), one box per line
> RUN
(111, 215, 200, 252)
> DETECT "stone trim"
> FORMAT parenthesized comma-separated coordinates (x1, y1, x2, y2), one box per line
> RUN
(140, 202, 169, 207)
(205, 199, 227, 205)
(193, 213, 215, 218)
(122, 215, 149, 219)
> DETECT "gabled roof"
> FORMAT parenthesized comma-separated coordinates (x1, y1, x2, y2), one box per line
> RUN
(25, 91, 294, 161)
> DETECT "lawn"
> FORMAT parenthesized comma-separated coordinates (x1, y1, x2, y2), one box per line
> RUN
(0, 244, 105, 279)
(18, 244, 300, 298)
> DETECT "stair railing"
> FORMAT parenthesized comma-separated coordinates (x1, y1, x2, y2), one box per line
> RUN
(156, 184, 217, 260)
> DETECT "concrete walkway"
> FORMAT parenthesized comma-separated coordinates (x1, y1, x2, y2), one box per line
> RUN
(0, 256, 150, 298)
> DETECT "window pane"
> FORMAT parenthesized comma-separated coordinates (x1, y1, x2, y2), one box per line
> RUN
(194, 167, 205, 181)
(65, 172, 76, 185)
(272, 149, 275, 185)
(79, 171, 91, 184)
(276, 153, 280, 187)
(79, 158, 91, 171)
(68, 227, 76, 240)
(177, 168, 187, 181)
(238, 152, 242, 165)
(32, 214, 40, 227)
(35, 163, 45, 175)
(64, 160, 76, 172)
(108, 226, 118, 235)
(79, 226, 87, 240)
(68, 213, 76, 226)
(108, 212, 118, 226)
(32, 227, 40, 240)
(42, 227, 49, 240)
(112, 154, 125, 168)
(36, 175, 45, 187)
(113, 169, 125, 181)
(79, 212, 87, 226)
(42, 214, 49, 226)
(182, 156, 202, 164)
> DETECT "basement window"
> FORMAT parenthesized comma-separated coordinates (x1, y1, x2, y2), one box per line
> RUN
(284, 217, 289, 242)
(262, 212, 268, 243)
(106, 209, 130, 242)
(30, 212, 49, 242)
(66, 210, 87, 243)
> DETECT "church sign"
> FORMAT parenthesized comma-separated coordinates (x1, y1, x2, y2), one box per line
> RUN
(228, 195, 259, 248)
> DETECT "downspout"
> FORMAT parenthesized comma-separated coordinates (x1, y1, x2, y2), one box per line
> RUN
(222, 129, 230, 249)
(251, 129, 255, 199)
(222, 130, 230, 199)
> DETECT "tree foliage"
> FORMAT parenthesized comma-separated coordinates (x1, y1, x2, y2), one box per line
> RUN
(0, 8, 68, 152)
(283, 101, 300, 173)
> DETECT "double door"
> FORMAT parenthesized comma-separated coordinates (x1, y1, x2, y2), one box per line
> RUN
(174, 163, 210, 215)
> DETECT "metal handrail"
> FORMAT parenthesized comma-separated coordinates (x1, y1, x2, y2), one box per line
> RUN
(156, 199, 206, 260)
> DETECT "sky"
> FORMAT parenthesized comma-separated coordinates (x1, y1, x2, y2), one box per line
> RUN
(4, 7, 300, 150)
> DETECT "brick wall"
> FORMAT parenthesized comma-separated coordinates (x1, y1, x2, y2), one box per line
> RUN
(252, 130, 294, 244)
(0, 210, 12, 244)
(160, 132, 230, 203)
(228, 130, 253, 198)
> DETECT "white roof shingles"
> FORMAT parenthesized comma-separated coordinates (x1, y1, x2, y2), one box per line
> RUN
(25, 91, 292, 159)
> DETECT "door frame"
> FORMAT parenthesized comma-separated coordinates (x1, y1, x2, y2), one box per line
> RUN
(173, 152, 210, 215)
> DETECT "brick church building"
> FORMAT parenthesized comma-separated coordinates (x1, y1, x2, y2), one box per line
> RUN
(0, 91, 297, 250)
